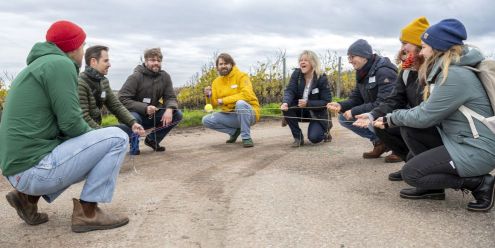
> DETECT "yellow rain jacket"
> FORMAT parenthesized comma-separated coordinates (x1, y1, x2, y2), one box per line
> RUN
(211, 66, 260, 121)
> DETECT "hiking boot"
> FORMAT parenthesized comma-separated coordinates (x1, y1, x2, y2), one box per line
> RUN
(71, 198, 129, 233)
(388, 170, 403, 181)
(144, 137, 165, 152)
(400, 188, 445, 200)
(291, 138, 304, 147)
(226, 128, 241, 143)
(242, 138, 254, 148)
(6, 190, 48, 225)
(384, 153, 403, 163)
(362, 141, 387, 158)
(129, 149, 140, 155)
(281, 119, 288, 127)
(462, 175, 495, 212)
(324, 132, 332, 143)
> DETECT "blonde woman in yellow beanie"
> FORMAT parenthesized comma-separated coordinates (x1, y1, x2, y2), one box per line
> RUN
(353, 17, 443, 196)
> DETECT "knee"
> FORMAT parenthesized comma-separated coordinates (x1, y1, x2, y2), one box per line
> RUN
(202, 114, 214, 127)
(174, 109, 183, 121)
(130, 112, 143, 124)
(401, 162, 419, 187)
(95, 127, 129, 148)
(338, 114, 350, 127)
(308, 134, 324, 144)
(235, 100, 249, 109)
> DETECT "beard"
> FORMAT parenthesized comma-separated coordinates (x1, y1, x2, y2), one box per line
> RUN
(218, 67, 232, 76)
(147, 64, 161, 72)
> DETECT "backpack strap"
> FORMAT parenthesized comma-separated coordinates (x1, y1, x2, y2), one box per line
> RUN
(458, 105, 482, 138)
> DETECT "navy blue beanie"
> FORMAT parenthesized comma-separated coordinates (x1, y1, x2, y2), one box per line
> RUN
(421, 19, 467, 51)
(347, 39, 373, 59)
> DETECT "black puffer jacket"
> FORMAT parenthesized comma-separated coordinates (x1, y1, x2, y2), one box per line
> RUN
(119, 64, 178, 116)
(339, 55, 397, 116)
(370, 69, 424, 118)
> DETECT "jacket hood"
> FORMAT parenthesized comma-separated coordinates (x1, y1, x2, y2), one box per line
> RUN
(134, 64, 164, 77)
(369, 55, 397, 77)
(427, 46, 484, 82)
(220, 66, 240, 79)
(26, 42, 70, 65)
(455, 46, 484, 66)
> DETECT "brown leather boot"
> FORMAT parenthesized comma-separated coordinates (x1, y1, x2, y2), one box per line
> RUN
(362, 141, 387, 158)
(384, 152, 403, 163)
(5, 190, 48, 225)
(71, 198, 129, 233)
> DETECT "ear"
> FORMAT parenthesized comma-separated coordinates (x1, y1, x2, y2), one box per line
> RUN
(90, 57, 98, 67)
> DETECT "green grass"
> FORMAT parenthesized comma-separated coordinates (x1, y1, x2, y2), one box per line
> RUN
(101, 115, 118, 127)
(100, 100, 347, 128)
(178, 109, 205, 128)
(100, 104, 287, 128)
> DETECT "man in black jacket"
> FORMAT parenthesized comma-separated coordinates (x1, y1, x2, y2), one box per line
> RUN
(119, 48, 182, 153)
(328, 39, 397, 158)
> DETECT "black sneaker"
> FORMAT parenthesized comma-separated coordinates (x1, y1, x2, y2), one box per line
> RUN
(388, 170, 403, 181)
(144, 137, 165, 152)
(400, 188, 445, 200)
(226, 128, 241, 143)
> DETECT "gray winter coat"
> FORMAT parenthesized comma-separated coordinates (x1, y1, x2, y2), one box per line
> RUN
(389, 47, 495, 177)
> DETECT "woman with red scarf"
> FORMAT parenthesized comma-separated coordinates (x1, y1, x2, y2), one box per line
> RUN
(353, 17, 444, 199)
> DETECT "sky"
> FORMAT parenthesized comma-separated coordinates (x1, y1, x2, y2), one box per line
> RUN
(1, 0, 494, 89)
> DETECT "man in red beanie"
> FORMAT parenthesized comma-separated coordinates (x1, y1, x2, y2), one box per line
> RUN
(0, 20, 130, 233)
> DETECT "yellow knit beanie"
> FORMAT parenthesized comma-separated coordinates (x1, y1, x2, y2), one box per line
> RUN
(400, 16, 430, 46)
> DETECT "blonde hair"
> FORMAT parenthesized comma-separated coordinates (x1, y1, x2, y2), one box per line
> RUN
(298, 50, 322, 77)
(419, 45, 463, 100)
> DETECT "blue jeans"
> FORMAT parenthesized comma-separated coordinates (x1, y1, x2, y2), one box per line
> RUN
(131, 109, 182, 145)
(6, 127, 128, 203)
(338, 114, 379, 144)
(202, 100, 256, 140)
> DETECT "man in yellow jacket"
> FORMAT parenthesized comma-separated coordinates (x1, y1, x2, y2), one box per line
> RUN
(203, 53, 260, 147)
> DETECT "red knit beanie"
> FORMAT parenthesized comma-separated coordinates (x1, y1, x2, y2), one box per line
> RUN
(46, 20, 86, 53)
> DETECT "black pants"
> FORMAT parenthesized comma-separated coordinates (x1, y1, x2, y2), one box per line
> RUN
(375, 126, 440, 161)
(283, 108, 325, 143)
(375, 127, 409, 161)
(401, 127, 462, 190)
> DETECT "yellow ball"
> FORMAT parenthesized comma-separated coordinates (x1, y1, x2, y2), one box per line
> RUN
(204, 104, 213, 112)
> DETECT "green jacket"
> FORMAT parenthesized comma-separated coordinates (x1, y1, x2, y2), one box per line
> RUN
(78, 72, 136, 129)
(0, 42, 92, 176)
(389, 47, 495, 177)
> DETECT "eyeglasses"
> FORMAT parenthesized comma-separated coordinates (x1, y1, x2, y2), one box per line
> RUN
(147, 58, 162, 63)
(347, 55, 355, 61)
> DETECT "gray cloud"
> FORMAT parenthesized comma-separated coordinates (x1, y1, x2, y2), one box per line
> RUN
(1, 0, 494, 89)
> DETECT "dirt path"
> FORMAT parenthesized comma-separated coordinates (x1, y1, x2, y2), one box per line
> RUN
(1, 119, 494, 247)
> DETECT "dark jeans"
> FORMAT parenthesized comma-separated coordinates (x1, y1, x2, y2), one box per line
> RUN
(375, 126, 439, 161)
(131, 109, 182, 144)
(401, 127, 463, 190)
(115, 124, 132, 138)
(283, 108, 326, 143)
(375, 127, 409, 161)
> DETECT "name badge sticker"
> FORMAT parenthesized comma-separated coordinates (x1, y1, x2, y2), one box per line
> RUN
(101, 91, 106, 98)
(143, 98, 151, 104)
(311, 88, 319, 94)
(368, 76, 376, 83)
(231, 84, 238, 89)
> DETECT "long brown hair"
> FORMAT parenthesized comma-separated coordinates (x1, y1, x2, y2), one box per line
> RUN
(419, 45, 463, 100)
